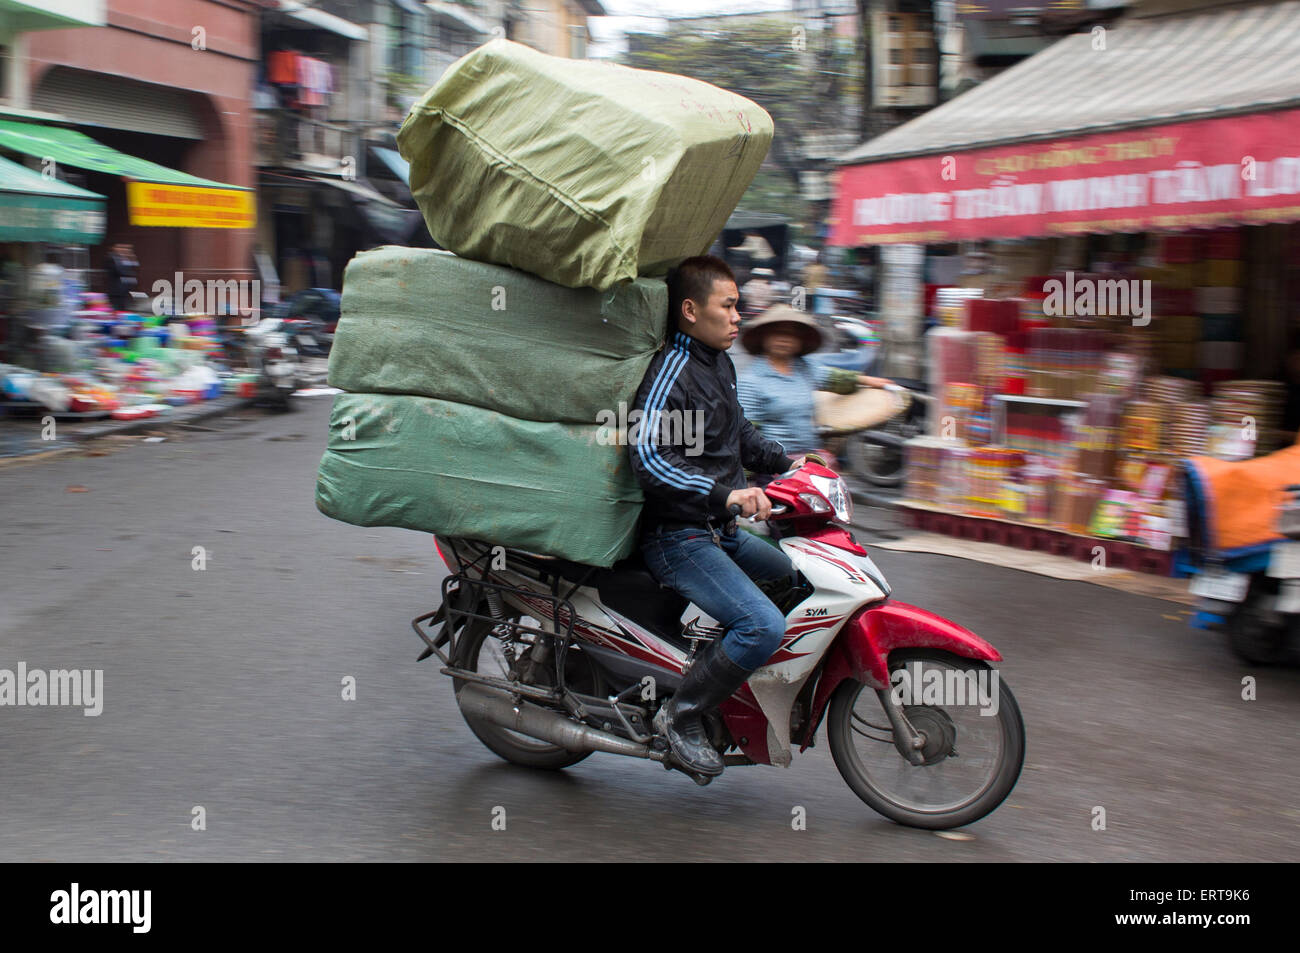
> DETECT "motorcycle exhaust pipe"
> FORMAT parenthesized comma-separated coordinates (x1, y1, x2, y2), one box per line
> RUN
(458, 683, 664, 761)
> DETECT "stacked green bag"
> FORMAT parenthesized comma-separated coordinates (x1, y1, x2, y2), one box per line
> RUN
(317, 394, 643, 568)
(327, 247, 667, 423)
(319, 42, 770, 565)
(317, 248, 669, 566)
(397, 39, 773, 292)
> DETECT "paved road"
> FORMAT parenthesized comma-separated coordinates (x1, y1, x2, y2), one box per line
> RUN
(1, 396, 1297, 861)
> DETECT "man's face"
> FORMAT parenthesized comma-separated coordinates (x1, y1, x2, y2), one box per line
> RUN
(681, 278, 740, 350)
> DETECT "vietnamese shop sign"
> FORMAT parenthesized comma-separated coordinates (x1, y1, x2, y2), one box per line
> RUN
(829, 108, 1300, 245)
(126, 182, 255, 229)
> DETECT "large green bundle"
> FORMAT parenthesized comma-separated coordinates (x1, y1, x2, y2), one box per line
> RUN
(327, 246, 667, 423)
(397, 39, 773, 291)
(315, 392, 642, 567)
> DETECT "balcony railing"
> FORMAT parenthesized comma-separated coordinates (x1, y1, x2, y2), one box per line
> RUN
(256, 109, 360, 175)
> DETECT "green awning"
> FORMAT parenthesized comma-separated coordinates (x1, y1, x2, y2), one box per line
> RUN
(0, 154, 104, 243)
(0, 0, 105, 31)
(0, 119, 248, 191)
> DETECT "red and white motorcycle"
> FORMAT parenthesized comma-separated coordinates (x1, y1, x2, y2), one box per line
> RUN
(414, 459, 1025, 829)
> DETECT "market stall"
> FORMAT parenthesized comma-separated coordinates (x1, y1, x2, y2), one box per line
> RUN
(827, 2, 1300, 575)
(0, 120, 262, 420)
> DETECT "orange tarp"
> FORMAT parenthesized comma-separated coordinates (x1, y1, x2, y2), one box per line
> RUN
(1187, 436, 1300, 553)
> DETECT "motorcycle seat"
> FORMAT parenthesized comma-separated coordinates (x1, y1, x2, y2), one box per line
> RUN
(530, 551, 688, 643)
(595, 557, 689, 643)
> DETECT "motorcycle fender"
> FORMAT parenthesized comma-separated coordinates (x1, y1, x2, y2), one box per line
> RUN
(798, 601, 1002, 751)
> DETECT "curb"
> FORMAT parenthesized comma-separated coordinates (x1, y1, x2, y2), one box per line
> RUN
(0, 395, 254, 460)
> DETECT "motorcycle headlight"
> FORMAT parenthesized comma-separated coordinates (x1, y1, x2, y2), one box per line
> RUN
(809, 474, 854, 524)
(798, 492, 832, 514)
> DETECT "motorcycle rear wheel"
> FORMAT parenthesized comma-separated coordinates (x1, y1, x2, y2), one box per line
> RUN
(1226, 579, 1289, 665)
(453, 617, 595, 770)
(827, 649, 1025, 829)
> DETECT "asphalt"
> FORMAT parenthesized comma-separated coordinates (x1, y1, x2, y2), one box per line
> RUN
(1, 395, 1298, 862)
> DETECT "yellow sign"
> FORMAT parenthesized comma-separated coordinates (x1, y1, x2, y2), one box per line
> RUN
(127, 182, 255, 229)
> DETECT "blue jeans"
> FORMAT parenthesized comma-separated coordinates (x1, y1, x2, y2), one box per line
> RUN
(641, 527, 795, 670)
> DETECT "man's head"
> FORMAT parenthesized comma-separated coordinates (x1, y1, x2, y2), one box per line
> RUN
(666, 255, 739, 351)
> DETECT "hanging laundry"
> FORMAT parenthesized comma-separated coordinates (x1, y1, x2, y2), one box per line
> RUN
(268, 50, 298, 86)
(295, 57, 332, 107)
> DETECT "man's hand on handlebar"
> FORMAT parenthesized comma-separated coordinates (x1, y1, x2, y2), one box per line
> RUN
(726, 487, 773, 521)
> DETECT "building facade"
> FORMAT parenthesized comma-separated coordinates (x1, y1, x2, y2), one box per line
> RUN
(22, 0, 260, 293)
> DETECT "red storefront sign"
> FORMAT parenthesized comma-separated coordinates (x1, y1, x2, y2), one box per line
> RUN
(829, 108, 1300, 246)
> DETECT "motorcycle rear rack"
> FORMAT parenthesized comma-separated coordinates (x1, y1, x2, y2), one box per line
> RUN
(412, 571, 655, 742)
(414, 571, 579, 692)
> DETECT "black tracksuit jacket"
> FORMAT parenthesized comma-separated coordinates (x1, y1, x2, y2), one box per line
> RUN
(629, 329, 794, 530)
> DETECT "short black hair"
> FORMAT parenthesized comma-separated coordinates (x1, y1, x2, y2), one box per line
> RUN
(666, 255, 736, 328)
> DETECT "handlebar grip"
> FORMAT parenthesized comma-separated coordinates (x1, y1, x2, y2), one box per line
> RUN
(728, 503, 743, 516)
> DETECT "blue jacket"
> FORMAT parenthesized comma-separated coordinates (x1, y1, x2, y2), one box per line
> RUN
(629, 330, 793, 529)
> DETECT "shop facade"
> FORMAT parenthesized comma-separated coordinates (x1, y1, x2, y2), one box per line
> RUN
(22, 0, 260, 294)
(828, 0, 1300, 574)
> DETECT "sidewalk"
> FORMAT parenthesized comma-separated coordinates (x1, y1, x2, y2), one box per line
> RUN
(0, 358, 331, 461)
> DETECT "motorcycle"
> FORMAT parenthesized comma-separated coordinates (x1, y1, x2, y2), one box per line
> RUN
(803, 316, 931, 489)
(221, 316, 301, 409)
(280, 288, 340, 357)
(841, 379, 932, 489)
(413, 458, 1026, 829)
(1185, 478, 1300, 665)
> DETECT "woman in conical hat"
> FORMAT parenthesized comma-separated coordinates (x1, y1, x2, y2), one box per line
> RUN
(736, 306, 892, 477)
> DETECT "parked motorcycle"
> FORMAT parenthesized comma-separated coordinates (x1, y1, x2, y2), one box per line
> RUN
(222, 316, 301, 409)
(842, 379, 932, 489)
(414, 458, 1025, 829)
(1185, 480, 1300, 665)
(280, 288, 340, 356)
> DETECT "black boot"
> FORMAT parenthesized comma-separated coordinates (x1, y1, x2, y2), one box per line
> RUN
(654, 640, 754, 778)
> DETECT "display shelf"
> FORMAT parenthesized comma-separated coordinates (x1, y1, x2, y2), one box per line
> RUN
(990, 393, 1085, 447)
(896, 499, 1176, 576)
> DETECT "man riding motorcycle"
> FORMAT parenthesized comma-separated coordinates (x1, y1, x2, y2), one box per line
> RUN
(630, 255, 805, 779)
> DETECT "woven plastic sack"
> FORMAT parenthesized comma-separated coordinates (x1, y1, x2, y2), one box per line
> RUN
(397, 39, 773, 291)
(315, 392, 642, 567)
(327, 246, 667, 423)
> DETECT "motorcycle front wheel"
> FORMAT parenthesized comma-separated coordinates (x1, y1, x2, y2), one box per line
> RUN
(827, 649, 1025, 829)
